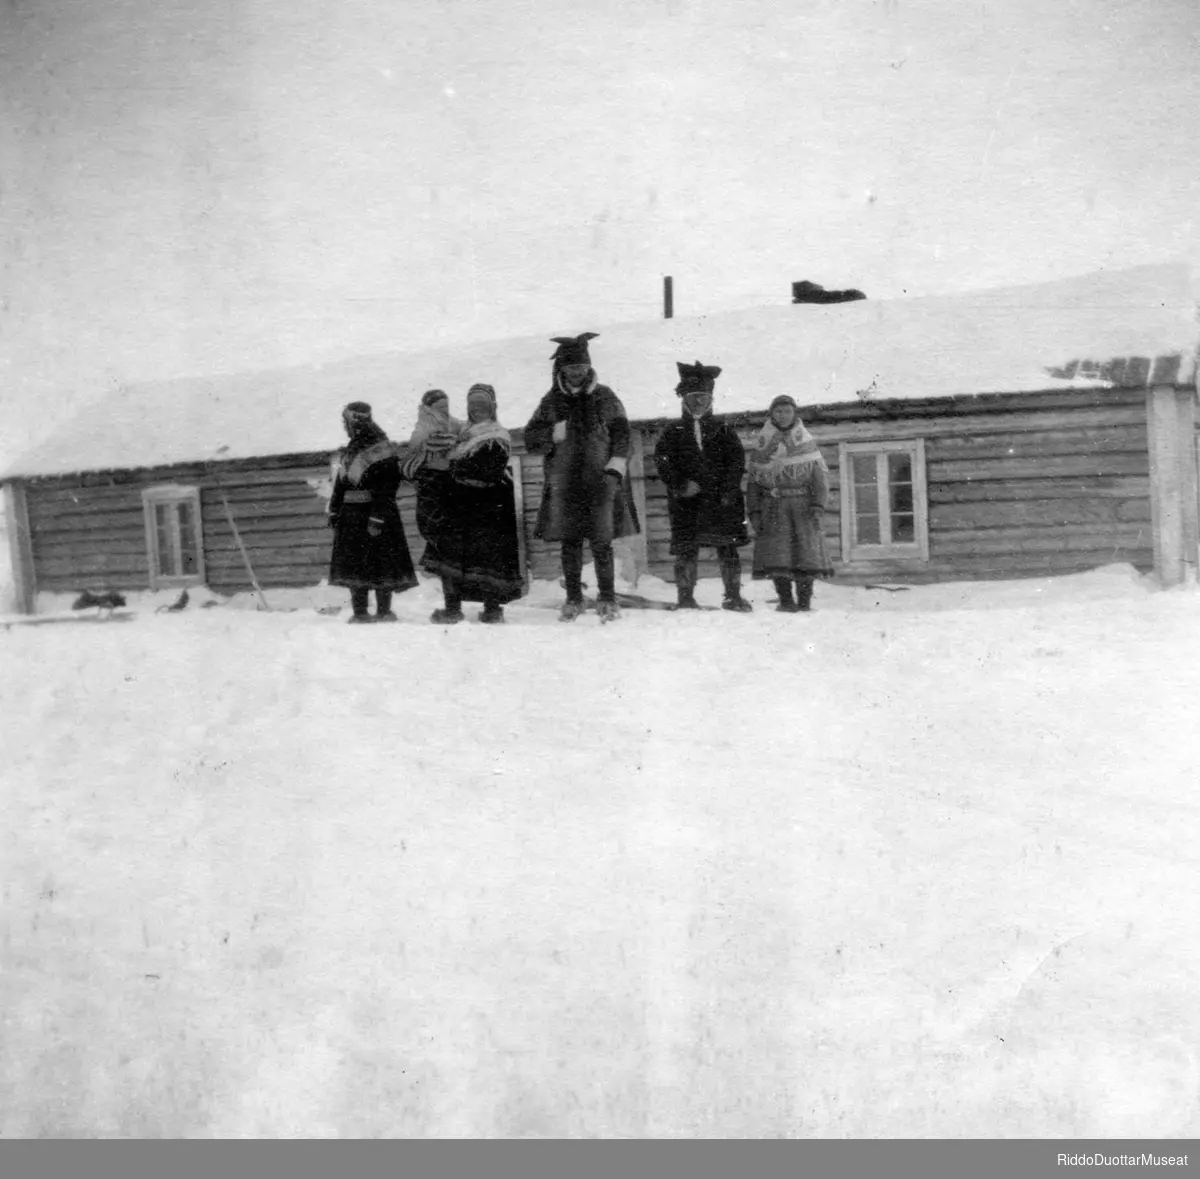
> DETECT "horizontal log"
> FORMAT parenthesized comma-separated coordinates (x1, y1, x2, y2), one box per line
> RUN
(35, 555, 151, 579)
(930, 454, 1148, 482)
(31, 465, 327, 503)
(809, 403, 1149, 445)
(796, 388, 1148, 421)
(205, 537, 333, 560)
(27, 516, 149, 540)
(28, 495, 146, 521)
(204, 467, 329, 488)
(831, 554, 1153, 584)
(930, 526, 1149, 556)
(207, 556, 328, 578)
(31, 467, 338, 508)
(204, 498, 332, 523)
(201, 484, 329, 507)
(929, 498, 1152, 531)
(927, 476, 1150, 504)
(202, 515, 335, 541)
(32, 576, 148, 595)
(33, 536, 150, 561)
(208, 575, 328, 593)
(23, 452, 343, 488)
(926, 426, 1146, 462)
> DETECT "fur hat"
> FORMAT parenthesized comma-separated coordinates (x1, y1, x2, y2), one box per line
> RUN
(768, 394, 799, 414)
(675, 360, 722, 397)
(550, 332, 599, 369)
(421, 389, 447, 407)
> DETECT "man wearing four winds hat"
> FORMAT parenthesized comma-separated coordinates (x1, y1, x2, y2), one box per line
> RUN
(653, 361, 752, 612)
(523, 332, 640, 623)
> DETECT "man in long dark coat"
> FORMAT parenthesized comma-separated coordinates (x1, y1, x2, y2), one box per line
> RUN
(328, 401, 418, 623)
(653, 361, 752, 612)
(524, 333, 640, 622)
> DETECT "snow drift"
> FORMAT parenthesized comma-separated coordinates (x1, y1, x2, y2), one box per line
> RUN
(3, 564, 1200, 1138)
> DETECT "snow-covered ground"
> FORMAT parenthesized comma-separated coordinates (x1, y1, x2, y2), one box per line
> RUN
(2, 564, 1199, 1139)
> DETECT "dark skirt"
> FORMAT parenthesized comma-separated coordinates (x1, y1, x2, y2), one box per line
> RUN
(419, 480, 525, 604)
(329, 500, 418, 591)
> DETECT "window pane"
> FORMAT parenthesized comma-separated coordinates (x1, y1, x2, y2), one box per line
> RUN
(177, 501, 198, 575)
(892, 514, 915, 543)
(890, 481, 914, 515)
(856, 513, 881, 544)
(852, 453, 878, 488)
(154, 503, 174, 576)
(888, 452, 912, 485)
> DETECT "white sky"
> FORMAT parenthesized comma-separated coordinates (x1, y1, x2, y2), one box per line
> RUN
(2, 0, 1198, 454)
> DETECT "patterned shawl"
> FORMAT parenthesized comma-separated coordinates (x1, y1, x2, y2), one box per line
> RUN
(339, 421, 398, 486)
(748, 418, 827, 488)
(402, 397, 465, 479)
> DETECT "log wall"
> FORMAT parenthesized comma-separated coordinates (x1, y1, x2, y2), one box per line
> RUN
(16, 388, 1159, 597)
(638, 388, 1155, 584)
(21, 445, 560, 596)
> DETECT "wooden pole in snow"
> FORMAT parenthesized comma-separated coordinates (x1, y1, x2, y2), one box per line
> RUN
(663, 275, 673, 320)
(219, 491, 271, 611)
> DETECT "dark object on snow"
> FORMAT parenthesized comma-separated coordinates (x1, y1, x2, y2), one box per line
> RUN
(72, 589, 127, 611)
(156, 588, 189, 613)
(791, 280, 867, 305)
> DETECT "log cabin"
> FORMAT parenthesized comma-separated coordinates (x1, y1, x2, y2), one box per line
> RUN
(3, 265, 1197, 612)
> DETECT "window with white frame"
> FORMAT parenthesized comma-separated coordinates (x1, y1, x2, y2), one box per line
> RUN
(142, 485, 205, 586)
(838, 439, 929, 563)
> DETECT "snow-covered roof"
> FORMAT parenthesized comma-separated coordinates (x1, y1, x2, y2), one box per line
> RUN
(5, 263, 1196, 479)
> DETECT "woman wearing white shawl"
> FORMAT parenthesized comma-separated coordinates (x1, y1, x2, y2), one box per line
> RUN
(745, 394, 833, 612)
(420, 384, 525, 624)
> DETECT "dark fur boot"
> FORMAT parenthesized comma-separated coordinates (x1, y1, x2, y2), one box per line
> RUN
(674, 556, 700, 609)
(795, 576, 814, 612)
(720, 554, 752, 612)
(773, 577, 797, 613)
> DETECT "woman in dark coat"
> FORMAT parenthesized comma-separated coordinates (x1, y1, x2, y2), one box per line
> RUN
(653, 360, 751, 612)
(327, 401, 418, 623)
(745, 395, 833, 613)
(418, 384, 525, 624)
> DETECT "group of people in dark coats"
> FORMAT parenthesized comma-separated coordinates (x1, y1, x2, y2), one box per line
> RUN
(326, 333, 832, 623)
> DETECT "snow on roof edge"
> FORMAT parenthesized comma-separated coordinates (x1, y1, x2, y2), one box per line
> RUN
(4, 263, 1197, 480)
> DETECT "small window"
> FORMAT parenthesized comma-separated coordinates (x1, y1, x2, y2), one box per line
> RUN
(142, 486, 206, 587)
(839, 439, 929, 563)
